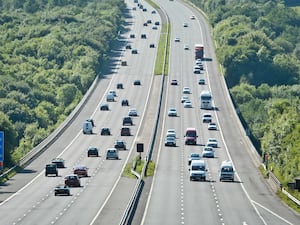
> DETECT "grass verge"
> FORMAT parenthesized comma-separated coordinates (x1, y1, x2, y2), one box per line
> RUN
(122, 157, 155, 178)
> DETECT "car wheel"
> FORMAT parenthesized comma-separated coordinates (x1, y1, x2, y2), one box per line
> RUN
(55, 193, 57, 196)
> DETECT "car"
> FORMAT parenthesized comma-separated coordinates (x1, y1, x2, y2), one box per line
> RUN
(207, 138, 218, 148)
(121, 99, 129, 106)
(182, 87, 191, 94)
(51, 158, 65, 168)
(195, 59, 203, 65)
(141, 34, 147, 39)
(149, 43, 155, 48)
(121, 60, 127, 66)
(164, 136, 176, 146)
(128, 108, 138, 116)
(188, 153, 201, 165)
(152, 26, 158, 30)
(208, 122, 217, 130)
(106, 148, 119, 159)
(126, 44, 132, 49)
(183, 22, 188, 27)
(133, 80, 141, 85)
(130, 34, 135, 38)
(106, 93, 114, 102)
(117, 83, 123, 89)
(151, 10, 156, 14)
(168, 108, 177, 117)
(114, 140, 126, 150)
(154, 21, 160, 25)
(45, 164, 58, 176)
(202, 146, 215, 158)
(123, 116, 133, 125)
(108, 90, 117, 97)
(193, 67, 201, 74)
(64, 174, 81, 187)
(202, 113, 212, 123)
(131, 49, 138, 54)
(183, 100, 192, 108)
(132, 7, 136, 10)
(166, 128, 176, 138)
(101, 127, 111, 135)
(87, 147, 99, 157)
(190, 15, 195, 20)
(142, 8, 147, 12)
(54, 185, 71, 196)
(184, 44, 189, 50)
(219, 161, 235, 182)
(73, 165, 88, 177)
(170, 79, 178, 85)
(100, 103, 109, 111)
(121, 127, 131, 136)
(143, 22, 148, 26)
(147, 19, 152, 24)
(181, 96, 189, 103)
(198, 79, 205, 85)
(174, 37, 180, 42)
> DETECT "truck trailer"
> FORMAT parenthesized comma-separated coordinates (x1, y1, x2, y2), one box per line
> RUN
(195, 44, 204, 59)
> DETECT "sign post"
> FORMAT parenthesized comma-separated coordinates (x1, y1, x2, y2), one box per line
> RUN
(0, 131, 4, 171)
(136, 143, 144, 163)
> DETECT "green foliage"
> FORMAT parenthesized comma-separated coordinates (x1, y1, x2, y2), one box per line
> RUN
(0, 0, 124, 166)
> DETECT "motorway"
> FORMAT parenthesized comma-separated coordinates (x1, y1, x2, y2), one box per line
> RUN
(0, 0, 161, 224)
(140, 0, 300, 225)
(0, 0, 300, 225)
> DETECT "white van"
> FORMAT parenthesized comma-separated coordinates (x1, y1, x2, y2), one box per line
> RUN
(106, 93, 114, 102)
(219, 161, 234, 182)
(189, 160, 206, 181)
(82, 121, 93, 134)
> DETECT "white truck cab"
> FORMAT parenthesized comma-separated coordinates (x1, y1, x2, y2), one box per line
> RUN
(82, 120, 93, 134)
(219, 160, 235, 182)
(189, 159, 206, 181)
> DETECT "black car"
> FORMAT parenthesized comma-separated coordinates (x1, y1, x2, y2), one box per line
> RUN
(121, 127, 131, 136)
(101, 127, 111, 135)
(131, 49, 138, 54)
(141, 34, 147, 39)
(87, 147, 99, 157)
(100, 103, 109, 111)
(45, 164, 58, 176)
(121, 99, 129, 106)
(54, 185, 70, 196)
(125, 44, 131, 49)
(117, 83, 123, 89)
(149, 43, 155, 48)
(51, 158, 65, 168)
(133, 80, 141, 85)
(114, 140, 126, 150)
(123, 116, 133, 126)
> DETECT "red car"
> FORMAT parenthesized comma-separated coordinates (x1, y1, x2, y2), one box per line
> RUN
(73, 165, 88, 177)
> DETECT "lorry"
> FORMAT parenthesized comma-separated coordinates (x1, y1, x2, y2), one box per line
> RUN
(195, 44, 204, 59)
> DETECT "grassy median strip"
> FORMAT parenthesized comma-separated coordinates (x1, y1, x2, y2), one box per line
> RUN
(122, 157, 155, 178)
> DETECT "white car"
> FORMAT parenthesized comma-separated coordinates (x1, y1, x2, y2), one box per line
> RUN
(184, 44, 189, 50)
(165, 136, 176, 146)
(208, 122, 217, 130)
(193, 67, 201, 74)
(183, 22, 188, 27)
(174, 37, 180, 42)
(181, 96, 189, 103)
(195, 59, 203, 66)
(182, 87, 191, 94)
(202, 113, 212, 123)
(202, 146, 214, 158)
(128, 108, 138, 116)
(168, 108, 177, 116)
(207, 138, 218, 148)
(183, 100, 192, 108)
(190, 15, 195, 20)
(166, 129, 176, 138)
(188, 153, 201, 165)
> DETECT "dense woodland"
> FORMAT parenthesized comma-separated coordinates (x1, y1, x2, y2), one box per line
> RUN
(191, 0, 300, 185)
(0, 0, 125, 166)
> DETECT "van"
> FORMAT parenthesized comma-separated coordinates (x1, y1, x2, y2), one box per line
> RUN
(219, 161, 235, 182)
(83, 121, 93, 134)
(106, 93, 114, 102)
(184, 128, 197, 145)
(189, 160, 206, 181)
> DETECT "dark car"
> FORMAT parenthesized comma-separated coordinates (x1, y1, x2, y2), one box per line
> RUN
(129, 34, 135, 38)
(141, 34, 147, 39)
(101, 127, 111, 135)
(100, 103, 109, 111)
(143, 22, 148, 26)
(87, 147, 99, 157)
(54, 185, 70, 196)
(121, 99, 129, 106)
(64, 175, 81, 187)
(125, 44, 131, 49)
(133, 80, 141, 85)
(117, 83, 123, 89)
(51, 158, 65, 168)
(121, 127, 131, 136)
(131, 49, 138, 54)
(45, 164, 58, 176)
(121, 60, 127, 66)
(114, 140, 126, 150)
(149, 43, 155, 48)
(73, 165, 88, 177)
(171, 79, 178, 85)
(123, 116, 133, 126)
(154, 21, 160, 25)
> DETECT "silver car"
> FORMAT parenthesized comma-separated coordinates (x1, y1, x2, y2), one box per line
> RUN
(165, 136, 176, 146)
(202, 146, 214, 158)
